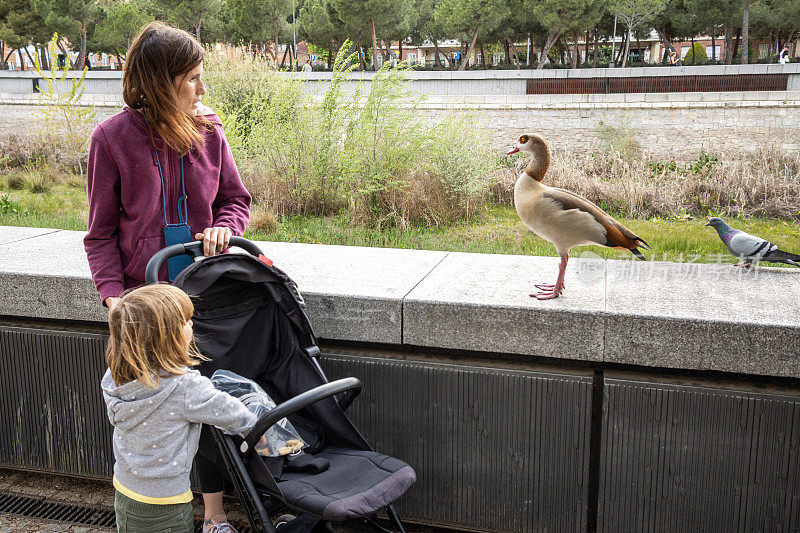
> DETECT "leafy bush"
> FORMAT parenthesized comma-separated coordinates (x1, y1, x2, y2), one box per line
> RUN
(683, 43, 708, 65)
(0, 194, 21, 214)
(204, 43, 496, 228)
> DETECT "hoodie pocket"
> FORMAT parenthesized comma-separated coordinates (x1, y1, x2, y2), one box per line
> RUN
(123, 235, 165, 280)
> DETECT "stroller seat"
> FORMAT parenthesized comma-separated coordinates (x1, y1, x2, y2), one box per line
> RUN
(278, 448, 416, 520)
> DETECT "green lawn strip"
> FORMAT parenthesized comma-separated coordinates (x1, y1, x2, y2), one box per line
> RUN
(247, 206, 800, 265)
(2, 184, 799, 266)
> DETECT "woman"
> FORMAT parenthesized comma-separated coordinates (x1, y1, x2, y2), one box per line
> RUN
(84, 21, 250, 533)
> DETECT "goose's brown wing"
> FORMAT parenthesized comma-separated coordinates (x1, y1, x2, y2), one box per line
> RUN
(543, 188, 648, 250)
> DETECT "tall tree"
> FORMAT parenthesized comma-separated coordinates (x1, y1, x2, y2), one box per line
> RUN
(331, 0, 415, 69)
(34, 0, 99, 68)
(0, 0, 50, 68)
(92, 0, 154, 66)
(609, 0, 666, 66)
(229, 0, 291, 63)
(526, 0, 599, 68)
(150, 0, 224, 43)
(435, 0, 505, 70)
(298, 0, 348, 64)
(740, 0, 749, 62)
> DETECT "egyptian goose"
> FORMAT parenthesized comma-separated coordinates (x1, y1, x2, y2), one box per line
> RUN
(509, 134, 649, 299)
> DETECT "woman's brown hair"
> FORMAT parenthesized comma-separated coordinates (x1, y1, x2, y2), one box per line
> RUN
(106, 284, 206, 388)
(123, 21, 209, 155)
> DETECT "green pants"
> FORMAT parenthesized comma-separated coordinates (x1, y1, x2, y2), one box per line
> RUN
(114, 490, 194, 533)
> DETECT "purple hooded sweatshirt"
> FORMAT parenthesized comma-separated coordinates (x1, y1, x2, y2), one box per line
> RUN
(84, 107, 251, 303)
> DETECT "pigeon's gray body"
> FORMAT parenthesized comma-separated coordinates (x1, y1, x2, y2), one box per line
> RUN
(706, 217, 800, 266)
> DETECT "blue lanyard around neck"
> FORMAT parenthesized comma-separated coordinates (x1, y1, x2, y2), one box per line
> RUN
(143, 115, 188, 226)
(154, 149, 187, 226)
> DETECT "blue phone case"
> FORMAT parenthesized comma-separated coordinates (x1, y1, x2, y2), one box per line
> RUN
(163, 223, 193, 281)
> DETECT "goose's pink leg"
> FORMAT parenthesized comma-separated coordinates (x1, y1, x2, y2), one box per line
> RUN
(532, 255, 568, 300)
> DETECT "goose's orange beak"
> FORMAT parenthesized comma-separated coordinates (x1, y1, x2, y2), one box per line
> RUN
(507, 147, 519, 155)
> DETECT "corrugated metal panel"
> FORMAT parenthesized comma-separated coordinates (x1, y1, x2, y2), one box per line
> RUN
(0, 326, 112, 478)
(599, 378, 800, 532)
(322, 352, 594, 533)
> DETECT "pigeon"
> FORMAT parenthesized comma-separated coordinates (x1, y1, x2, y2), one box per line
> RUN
(509, 133, 649, 299)
(706, 217, 800, 267)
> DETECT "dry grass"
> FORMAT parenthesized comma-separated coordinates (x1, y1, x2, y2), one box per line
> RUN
(0, 133, 88, 175)
(500, 148, 800, 220)
(247, 208, 279, 234)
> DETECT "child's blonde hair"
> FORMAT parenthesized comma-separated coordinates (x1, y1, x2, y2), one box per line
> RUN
(106, 284, 205, 388)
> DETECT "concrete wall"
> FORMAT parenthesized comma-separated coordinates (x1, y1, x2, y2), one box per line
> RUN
(2, 64, 799, 97)
(2, 91, 799, 159)
(1, 227, 799, 531)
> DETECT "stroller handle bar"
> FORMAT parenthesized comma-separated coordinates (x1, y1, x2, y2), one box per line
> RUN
(241, 377, 363, 454)
(144, 236, 264, 284)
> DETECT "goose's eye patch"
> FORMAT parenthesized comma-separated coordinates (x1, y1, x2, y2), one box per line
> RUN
(520, 135, 529, 143)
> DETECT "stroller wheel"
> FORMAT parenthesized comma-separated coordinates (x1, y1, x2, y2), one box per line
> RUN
(274, 513, 297, 530)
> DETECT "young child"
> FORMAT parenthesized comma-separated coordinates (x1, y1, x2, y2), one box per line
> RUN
(101, 284, 256, 533)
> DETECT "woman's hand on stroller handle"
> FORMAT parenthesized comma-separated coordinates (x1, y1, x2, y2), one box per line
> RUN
(144, 236, 265, 284)
(240, 377, 363, 454)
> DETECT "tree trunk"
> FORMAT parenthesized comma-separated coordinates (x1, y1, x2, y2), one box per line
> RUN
(655, 27, 679, 65)
(593, 29, 598, 68)
(38, 45, 49, 70)
(504, 39, 510, 67)
(371, 17, 379, 70)
(328, 47, 333, 69)
(115, 52, 124, 69)
(274, 20, 280, 67)
(480, 42, 486, 67)
(76, 21, 88, 70)
(0, 42, 4, 70)
(459, 28, 479, 71)
(23, 47, 35, 70)
(742, 0, 750, 65)
(280, 42, 291, 68)
(537, 31, 560, 69)
(358, 41, 365, 70)
(398, 40, 403, 62)
(741, 0, 749, 64)
(432, 40, 442, 68)
(690, 35, 695, 64)
(733, 27, 741, 62)
(506, 36, 520, 68)
(723, 23, 734, 64)
(572, 32, 579, 68)
(620, 29, 631, 67)
(585, 30, 590, 66)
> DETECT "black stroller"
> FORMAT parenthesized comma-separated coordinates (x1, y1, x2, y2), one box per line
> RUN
(145, 237, 415, 533)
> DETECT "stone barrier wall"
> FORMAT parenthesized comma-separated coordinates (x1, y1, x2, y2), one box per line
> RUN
(1, 227, 799, 531)
(2, 91, 799, 159)
(2, 64, 799, 96)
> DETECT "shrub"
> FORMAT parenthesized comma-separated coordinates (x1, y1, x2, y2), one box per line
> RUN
(34, 33, 96, 175)
(683, 43, 708, 65)
(203, 42, 496, 228)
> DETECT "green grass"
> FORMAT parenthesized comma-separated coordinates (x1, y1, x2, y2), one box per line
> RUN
(249, 205, 800, 265)
(2, 176, 800, 265)
(0, 172, 88, 230)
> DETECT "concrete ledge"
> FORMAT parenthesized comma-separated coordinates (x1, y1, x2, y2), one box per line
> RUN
(1, 226, 799, 378)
